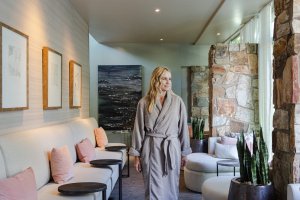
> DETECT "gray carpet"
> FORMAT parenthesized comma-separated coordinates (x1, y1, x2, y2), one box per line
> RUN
(109, 156, 202, 200)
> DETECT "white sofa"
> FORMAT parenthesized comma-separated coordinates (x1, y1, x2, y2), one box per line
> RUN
(184, 137, 239, 192)
(287, 184, 300, 200)
(0, 117, 127, 200)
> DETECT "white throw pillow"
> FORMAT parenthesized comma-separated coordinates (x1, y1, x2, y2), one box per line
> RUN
(215, 143, 238, 159)
(220, 136, 237, 145)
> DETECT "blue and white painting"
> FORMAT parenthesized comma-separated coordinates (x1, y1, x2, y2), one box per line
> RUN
(98, 65, 142, 130)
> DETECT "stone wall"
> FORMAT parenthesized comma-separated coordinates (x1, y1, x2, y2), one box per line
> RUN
(208, 44, 259, 137)
(191, 66, 209, 130)
(273, 0, 300, 199)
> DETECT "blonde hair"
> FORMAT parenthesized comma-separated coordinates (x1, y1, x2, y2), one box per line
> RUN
(146, 66, 170, 113)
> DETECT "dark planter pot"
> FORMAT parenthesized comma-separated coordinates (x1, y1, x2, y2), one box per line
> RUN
(190, 139, 208, 153)
(228, 178, 275, 200)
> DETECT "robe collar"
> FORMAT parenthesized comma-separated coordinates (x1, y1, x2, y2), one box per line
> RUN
(154, 90, 172, 127)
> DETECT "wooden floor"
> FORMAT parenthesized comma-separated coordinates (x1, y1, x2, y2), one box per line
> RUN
(109, 156, 202, 200)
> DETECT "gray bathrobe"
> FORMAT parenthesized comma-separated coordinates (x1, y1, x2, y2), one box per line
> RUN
(129, 91, 192, 200)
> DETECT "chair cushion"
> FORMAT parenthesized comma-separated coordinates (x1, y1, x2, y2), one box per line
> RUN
(215, 143, 238, 159)
(186, 153, 220, 172)
(0, 167, 38, 200)
(50, 145, 74, 184)
(185, 153, 238, 173)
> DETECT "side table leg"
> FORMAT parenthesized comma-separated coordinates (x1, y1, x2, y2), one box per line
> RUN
(119, 163, 122, 200)
(122, 149, 130, 178)
(103, 190, 106, 200)
(217, 164, 219, 176)
(127, 153, 130, 177)
(234, 167, 235, 176)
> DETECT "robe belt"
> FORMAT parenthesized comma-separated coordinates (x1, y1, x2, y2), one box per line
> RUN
(146, 132, 178, 175)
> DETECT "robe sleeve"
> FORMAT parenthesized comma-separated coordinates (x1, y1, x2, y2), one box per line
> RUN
(129, 99, 145, 157)
(178, 99, 192, 156)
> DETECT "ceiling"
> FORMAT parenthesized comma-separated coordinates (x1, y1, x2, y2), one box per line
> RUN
(69, 0, 271, 45)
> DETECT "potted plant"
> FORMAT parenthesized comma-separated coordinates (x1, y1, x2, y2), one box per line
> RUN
(228, 127, 274, 200)
(190, 117, 207, 153)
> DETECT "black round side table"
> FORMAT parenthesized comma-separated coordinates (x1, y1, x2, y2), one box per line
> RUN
(217, 159, 240, 176)
(105, 146, 126, 151)
(58, 182, 107, 199)
(90, 159, 123, 200)
(105, 145, 130, 178)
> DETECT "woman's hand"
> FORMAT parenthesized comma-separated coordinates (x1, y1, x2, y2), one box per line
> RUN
(134, 156, 142, 173)
(181, 156, 187, 167)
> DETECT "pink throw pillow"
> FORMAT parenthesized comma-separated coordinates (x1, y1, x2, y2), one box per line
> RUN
(50, 145, 74, 184)
(220, 136, 237, 145)
(94, 127, 108, 149)
(76, 138, 96, 163)
(0, 167, 37, 200)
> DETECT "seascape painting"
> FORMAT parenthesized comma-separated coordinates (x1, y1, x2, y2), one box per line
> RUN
(98, 65, 142, 130)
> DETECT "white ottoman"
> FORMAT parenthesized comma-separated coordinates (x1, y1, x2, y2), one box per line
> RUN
(184, 153, 238, 192)
(201, 176, 233, 200)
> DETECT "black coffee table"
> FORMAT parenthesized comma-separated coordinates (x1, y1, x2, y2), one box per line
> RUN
(90, 159, 123, 200)
(105, 145, 130, 178)
(58, 182, 107, 199)
(217, 159, 239, 176)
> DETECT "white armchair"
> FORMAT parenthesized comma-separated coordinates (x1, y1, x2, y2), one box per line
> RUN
(184, 137, 239, 192)
(287, 184, 300, 200)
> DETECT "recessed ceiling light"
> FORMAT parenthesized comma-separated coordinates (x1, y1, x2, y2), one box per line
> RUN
(217, 33, 221, 36)
(160, 38, 163, 41)
(155, 8, 160, 13)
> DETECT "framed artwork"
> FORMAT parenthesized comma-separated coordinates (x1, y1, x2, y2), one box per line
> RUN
(98, 65, 142, 130)
(0, 22, 28, 111)
(69, 60, 82, 108)
(42, 47, 62, 109)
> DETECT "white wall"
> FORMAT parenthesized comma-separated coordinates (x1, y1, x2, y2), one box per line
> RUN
(0, 0, 89, 135)
(90, 35, 210, 120)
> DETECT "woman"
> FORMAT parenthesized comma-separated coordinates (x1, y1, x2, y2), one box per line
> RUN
(129, 66, 191, 200)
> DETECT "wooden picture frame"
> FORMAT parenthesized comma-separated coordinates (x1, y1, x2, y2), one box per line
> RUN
(0, 22, 29, 111)
(69, 60, 82, 108)
(42, 47, 62, 109)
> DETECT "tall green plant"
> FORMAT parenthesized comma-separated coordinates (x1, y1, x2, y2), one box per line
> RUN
(236, 127, 270, 185)
(191, 117, 205, 140)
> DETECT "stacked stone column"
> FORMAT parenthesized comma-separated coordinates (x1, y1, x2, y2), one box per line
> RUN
(208, 44, 259, 137)
(273, 0, 300, 199)
(190, 66, 209, 129)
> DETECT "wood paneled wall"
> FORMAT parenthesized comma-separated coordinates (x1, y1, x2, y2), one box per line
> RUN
(0, 0, 89, 135)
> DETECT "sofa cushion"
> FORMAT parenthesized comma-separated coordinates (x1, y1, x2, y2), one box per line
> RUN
(0, 167, 37, 200)
(215, 143, 238, 159)
(38, 163, 113, 200)
(76, 138, 96, 163)
(94, 127, 108, 149)
(50, 145, 74, 184)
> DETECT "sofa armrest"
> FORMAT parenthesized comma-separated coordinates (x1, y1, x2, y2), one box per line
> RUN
(208, 137, 221, 155)
(287, 184, 300, 200)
